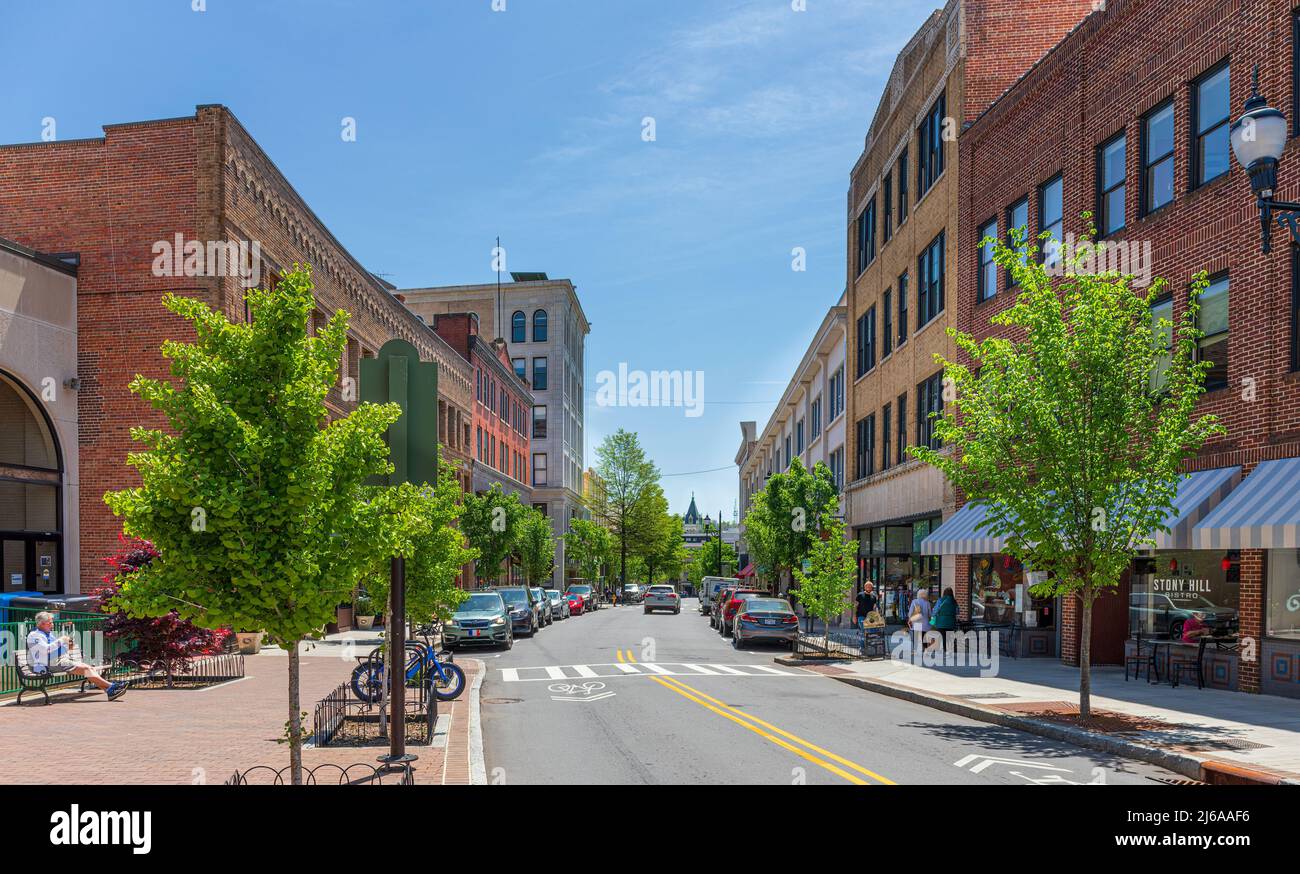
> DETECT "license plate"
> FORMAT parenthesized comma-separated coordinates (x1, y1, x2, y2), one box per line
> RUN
(469, 629, 481, 637)
(762, 619, 777, 626)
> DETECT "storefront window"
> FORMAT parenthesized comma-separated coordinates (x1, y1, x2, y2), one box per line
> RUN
(1266, 549, 1300, 640)
(859, 518, 941, 623)
(970, 554, 1054, 627)
(1129, 551, 1239, 639)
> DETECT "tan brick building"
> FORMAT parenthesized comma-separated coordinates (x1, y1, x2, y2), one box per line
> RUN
(843, 1, 1094, 624)
(0, 105, 474, 589)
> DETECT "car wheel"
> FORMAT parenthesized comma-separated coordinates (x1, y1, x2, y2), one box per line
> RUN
(674, 609, 680, 615)
(733, 631, 744, 649)
(1170, 619, 1184, 640)
(644, 608, 650, 615)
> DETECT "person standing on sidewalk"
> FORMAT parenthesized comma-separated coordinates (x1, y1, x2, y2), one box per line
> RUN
(855, 582, 879, 632)
(931, 587, 958, 657)
(907, 588, 932, 659)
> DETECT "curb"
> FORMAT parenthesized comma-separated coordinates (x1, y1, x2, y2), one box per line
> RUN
(784, 659, 1299, 786)
(464, 657, 487, 786)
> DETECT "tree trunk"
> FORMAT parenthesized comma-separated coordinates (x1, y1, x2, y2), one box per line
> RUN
(1079, 588, 1093, 723)
(288, 641, 303, 785)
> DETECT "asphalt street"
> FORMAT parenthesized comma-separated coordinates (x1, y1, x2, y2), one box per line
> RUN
(478, 597, 1183, 785)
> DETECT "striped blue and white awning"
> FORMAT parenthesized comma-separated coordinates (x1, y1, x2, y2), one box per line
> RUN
(920, 502, 1005, 556)
(1150, 466, 1241, 549)
(1193, 458, 1300, 549)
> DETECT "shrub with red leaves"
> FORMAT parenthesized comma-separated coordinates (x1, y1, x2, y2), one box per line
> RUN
(96, 534, 231, 680)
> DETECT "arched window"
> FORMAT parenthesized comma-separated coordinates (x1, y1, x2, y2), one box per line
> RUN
(0, 372, 63, 592)
(532, 309, 548, 343)
(511, 311, 526, 344)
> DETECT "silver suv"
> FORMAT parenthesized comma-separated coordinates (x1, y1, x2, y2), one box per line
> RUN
(643, 584, 681, 614)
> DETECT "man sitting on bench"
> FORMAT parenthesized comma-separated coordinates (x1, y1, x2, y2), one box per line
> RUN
(26, 611, 126, 700)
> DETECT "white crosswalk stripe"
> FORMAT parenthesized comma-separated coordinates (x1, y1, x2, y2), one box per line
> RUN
(499, 663, 810, 682)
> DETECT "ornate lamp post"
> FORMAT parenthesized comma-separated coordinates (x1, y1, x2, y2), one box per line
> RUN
(1230, 66, 1292, 253)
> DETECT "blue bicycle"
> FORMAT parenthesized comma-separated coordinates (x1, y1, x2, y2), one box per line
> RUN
(350, 634, 466, 704)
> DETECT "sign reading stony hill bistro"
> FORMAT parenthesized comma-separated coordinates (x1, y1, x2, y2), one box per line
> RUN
(1151, 577, 1214, 602)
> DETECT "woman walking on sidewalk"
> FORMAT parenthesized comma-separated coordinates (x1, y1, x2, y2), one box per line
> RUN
(931, 587, 958, 656)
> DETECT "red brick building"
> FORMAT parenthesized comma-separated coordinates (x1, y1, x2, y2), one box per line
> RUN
(0, 105, 475, 590)
(945, 0, 1300, 697)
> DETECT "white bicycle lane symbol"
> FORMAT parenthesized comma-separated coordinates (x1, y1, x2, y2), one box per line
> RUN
(548, 681, 616, 702)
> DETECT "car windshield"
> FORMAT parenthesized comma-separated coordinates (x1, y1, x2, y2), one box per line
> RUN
(649, 586, 673, 593)
(460, 594, 504, 612)
(745, 599, 791, 613)
(496, 588, 528, 606)
(546, 590, 561, 598)
(568, 586, 591, 595)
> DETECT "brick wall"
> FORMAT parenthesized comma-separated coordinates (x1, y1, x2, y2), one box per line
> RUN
(0, 106, 474, 587)
(957, 0, 1300, 681)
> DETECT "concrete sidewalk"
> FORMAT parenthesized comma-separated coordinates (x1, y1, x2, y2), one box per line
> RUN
(785, 652, 1300, 785)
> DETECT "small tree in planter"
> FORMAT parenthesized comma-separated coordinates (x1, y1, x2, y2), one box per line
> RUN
(791, 518, 858, 657)
(93, 534, 231, 684)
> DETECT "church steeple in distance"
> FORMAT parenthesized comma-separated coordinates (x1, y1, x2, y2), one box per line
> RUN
(684, 492, 701, 526)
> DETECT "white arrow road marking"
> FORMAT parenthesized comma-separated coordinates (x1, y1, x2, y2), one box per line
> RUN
(953, 754, 1074, 775)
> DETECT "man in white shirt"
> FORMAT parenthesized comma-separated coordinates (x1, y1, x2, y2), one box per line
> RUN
(26, 611, 126, 700)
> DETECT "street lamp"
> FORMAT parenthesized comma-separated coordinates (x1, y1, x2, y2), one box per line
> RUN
(1231, 65, 1292, 253)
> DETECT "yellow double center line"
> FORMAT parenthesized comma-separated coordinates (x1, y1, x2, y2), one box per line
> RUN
(615, 649, 894, 785)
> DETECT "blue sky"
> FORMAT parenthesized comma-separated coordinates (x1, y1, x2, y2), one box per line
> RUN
(3, 0, 937, 521)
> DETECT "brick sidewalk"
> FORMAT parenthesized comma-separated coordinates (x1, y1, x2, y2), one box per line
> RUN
(0, 650, 482, 785)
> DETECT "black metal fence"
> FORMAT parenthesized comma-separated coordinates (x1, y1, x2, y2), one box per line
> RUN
(794, 627, 890, 660)
(311, 679, 436, 748)
(225, 762, 415, 785)
(114, 652, 246, 689)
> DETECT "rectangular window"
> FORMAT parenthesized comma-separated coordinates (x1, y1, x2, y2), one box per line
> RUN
(828, 367, 844, 420)
(532, 452, 547, 487)
(1293, 246, 1300, 372)
(1198, 274, 1229, 391)
(883, 289, 893, 358)
(476, 426, 483, 461)
(811, 396, 822, 439)
(796, 419, 805, 455)
(857, 195, 877, 274)
(1142, 100, 1175, 213)
(917, 91, 946, 196)
(1267, 549, 1300, 638)
(883, 173, 893, 242)
(829, 447, 844, 493)
(897, 272, 908, 346)
(1006, 197, 1028, 286)
(917, 232, 945, 328)
(1038, 175, 1064, 269)
(917, 372, 944, 450)
(1193, 63, 1230, 187)
(476, 369, 483, 403)
(856, 306, 876, 377)
(512, 357, 525, 379)
(978, 217, 998, 302)
(882, 403, 892, 470)
(532, 404, 547, 439)
(896, 393, 907, 464)
(785, 435, 792, 469)
(897, 148, 909, 224)
(1149, 295, 1173, 394)
(1097, 132, 1127, 236)
(855, 414, 876, 479)
(532, 356, 548, 391)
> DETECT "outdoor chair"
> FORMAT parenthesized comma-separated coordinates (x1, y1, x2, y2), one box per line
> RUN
(1171, 638, 1210, 689)
(1124, 632, 1155, 682)
(14, 648, 87, 705)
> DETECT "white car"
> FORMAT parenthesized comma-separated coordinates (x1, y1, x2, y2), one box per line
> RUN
(643, 585, 681, 614)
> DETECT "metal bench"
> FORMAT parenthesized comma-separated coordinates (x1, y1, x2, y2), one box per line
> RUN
(14, 647, 88, 705)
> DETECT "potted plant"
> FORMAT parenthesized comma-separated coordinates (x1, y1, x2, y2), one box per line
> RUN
(354, 594, 376, 630)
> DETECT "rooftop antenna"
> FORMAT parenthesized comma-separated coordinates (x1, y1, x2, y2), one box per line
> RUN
(495, 234, 502, 341)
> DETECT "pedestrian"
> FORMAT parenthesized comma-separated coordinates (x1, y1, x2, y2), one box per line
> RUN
(855, 581, 879, 632)
(26, 611, 127, 700)
(907, 588, 932, 657)
(931, 587, 958, 654)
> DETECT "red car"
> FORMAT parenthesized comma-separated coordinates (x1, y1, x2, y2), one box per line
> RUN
(566, 591, 586, 615)
(718, 589, 765, 637)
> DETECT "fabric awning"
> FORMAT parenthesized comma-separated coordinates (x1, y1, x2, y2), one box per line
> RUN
(920, 502, 1005, 556)
(735, 563, 756, 579)
(1151, 466, 1240, 549)
(922, 465, 1241, 556)
(1193, 459, 1300, 549)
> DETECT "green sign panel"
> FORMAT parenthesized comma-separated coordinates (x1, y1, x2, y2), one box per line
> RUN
(360, 338, 439, 488)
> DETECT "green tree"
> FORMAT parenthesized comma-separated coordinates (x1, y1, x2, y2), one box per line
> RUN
(565, 517, 613, 589)
(517, 508, 557, 586)
(691, 532, 737, 581)
(793, 517, 858, 654)
(461, 484, 526, 584)
(911, 222, 1223, 720)
(590, 429, 663, 586)
(357, 460, 476, 626)
(642, 515, 688, 584)
(741, 459, 838, 592)
(104, 266, 400, 783)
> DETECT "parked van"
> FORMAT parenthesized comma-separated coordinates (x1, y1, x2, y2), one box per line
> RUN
(698, 576, 740, 615)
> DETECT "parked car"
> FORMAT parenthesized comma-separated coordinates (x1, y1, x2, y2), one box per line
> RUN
(643, 584, 681, 614)
(566, 583, 598, 612)
(622, 584, 645, 603)
(492, 586, 542, 636)
(530, 587, 554, 626)
(565, 590, 586, 615)
(1129, 592, 1237, 640)
(699, 576, 740, 615)
(709, 586, 742, 629)
(545, 589, 570, 620)
(717, 589, 765, 637)
(443, 591, 513, 650)
(731, 597, 799, 649)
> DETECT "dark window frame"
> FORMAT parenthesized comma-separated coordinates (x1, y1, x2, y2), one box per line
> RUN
(978, 216, 999, 303)
(883, 288, 893, 358)
(1037, 174, 1064, 267)
(883, 172, 893, 242)
(1190, 60, 1231, 189)
(1005, 196, 1029, 289)
(1141, 99, 1176, 215)
(511, 310, 526, 343)
(1096, 131, 1127, 237)
(897, 148, 910, 225)
(917, 232, 945, 329)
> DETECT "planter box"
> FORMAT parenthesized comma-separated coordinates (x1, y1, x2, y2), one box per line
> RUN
(235, 631, 265, 655)
(356, 616, 375, 630)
